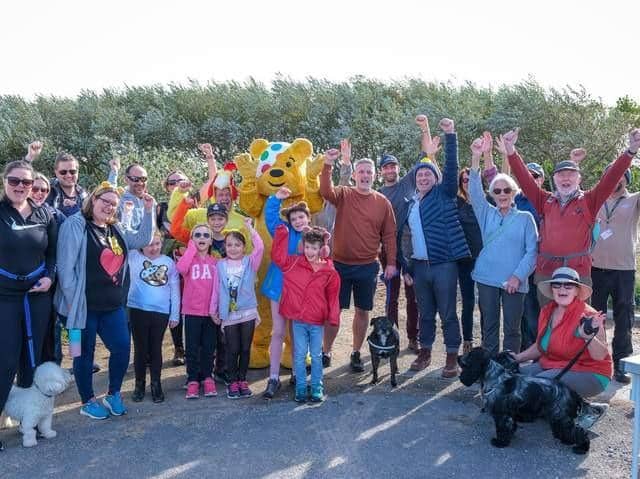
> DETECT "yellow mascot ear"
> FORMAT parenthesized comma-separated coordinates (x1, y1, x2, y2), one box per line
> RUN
(249, 139, 270, 159)
(289, 138, 313, 162)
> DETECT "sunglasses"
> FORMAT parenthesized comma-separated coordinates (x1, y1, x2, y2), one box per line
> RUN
(193, 232, 211, 239)
(31, 186, 49, 194)
(57, 169, 78, 176)
(127, 175, 147, 183)
(6, 177, 34, 187)
(461, 178, 469, 184)
(531, 173, 541, 180)
(492, 187, 513, 195)
(97, 196, 118, 208)
(551, 282, 577, 290)
(166, 178, 186, 186)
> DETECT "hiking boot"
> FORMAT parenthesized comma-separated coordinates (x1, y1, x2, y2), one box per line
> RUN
(150, 381, 165, 403)
(294, 388, 307, 403)
(214, 370, 231, 386)
(202, 377, 217, 397)
(310, 385, 324, 403)
(408, 339, 419, 354)
(103, 392, 127, 416)
(410, 348, 431, 371)
(350, 351, 365, 373)
(322, 352, 332, 368)
(227, 382, 241, 399)
(131, 379, 145, 402)
(172, 347, 185, 366)
(80, 399, 110, 420)
(185, 381, 200, 399)
(576, 402, 609, 430)
(238, 381, 253, 398)
(263, 378, 281, 399)
(442, 352, 460, 379)
(614, 366, 631, 385)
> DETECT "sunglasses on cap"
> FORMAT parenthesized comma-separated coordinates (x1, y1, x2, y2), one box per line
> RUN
(127, 175, 147, 183)
(58, 169, 78, 176)
(6, 177, 34, 187)
(531, 173, 541, 179)
(492, 187, 513, 195)
(31, 186, 49, 193)
(193, 232, 211, 239)
(551, 282, 577, 290)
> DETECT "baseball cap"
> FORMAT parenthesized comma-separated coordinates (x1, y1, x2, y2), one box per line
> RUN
(207, 203, 228, 218)
(553, 160, 580, 175)
(526, 162, 544, 178)
(379, 154, 399, 168)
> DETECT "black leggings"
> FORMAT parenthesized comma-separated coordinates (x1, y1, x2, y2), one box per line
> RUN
(225, 320, 256, 382)
(170, 318, 184, 350)
(185, 315, 217, 382)
(130, 308, 169, 383)
(0, 292, 51, 413)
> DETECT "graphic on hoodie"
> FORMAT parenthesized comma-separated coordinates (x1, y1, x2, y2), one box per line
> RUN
(140, 260, 169, 286)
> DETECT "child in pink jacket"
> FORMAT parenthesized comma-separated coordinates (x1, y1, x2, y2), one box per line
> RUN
(176, 223, 219, 399)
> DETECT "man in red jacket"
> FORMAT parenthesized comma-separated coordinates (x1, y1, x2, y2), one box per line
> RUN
(504, 127, 640, 305)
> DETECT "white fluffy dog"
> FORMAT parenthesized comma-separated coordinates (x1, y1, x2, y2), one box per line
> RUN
(1, 362, 72, 447)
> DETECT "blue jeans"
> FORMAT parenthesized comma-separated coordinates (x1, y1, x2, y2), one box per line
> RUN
(292, 321, 323, 391)
(73, 307, 130, 404)
(412, 260, 461, 353)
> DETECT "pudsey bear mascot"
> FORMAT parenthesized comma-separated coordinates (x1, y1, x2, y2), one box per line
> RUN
(235, 138, 324, 368)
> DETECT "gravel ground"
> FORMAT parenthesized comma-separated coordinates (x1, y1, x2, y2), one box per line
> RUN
(1, 286, 638, 478)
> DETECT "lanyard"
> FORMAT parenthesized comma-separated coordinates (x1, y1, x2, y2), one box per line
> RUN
(604, 196, 625, 223)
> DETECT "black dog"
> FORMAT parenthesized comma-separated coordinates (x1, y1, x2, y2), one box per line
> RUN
(458, 347, 591, 454)
(367, 316, 399, 387)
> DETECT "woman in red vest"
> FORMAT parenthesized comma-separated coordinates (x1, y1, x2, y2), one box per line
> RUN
(513, 267, 612, 397)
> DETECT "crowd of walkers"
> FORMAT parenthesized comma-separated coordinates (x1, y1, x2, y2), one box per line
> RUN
(1, 116, 639, 450)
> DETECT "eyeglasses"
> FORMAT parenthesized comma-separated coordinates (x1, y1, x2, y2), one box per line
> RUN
(461, 178, 469, 184)
(6, 177, 34, 187)
(551, 282, 577, 290)
(127, 175, 147, 183)
(492, 187, 513, 195)
(97, 196, 118, 208)
(31, 186, 49, 194)
(193, 232, 211, 239)
(57, 169, 78, 176)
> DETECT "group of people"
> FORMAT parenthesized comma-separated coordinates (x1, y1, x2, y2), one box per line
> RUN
(1, 115, 639, 450)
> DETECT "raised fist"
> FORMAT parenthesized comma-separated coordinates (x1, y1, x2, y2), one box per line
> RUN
(481, 131, 493, 154)
(323, 148, 340, 166)
(141, 193, 155, 211)
(340, 139, 352, 165)
(470, 138, 484, 157)
(439, 118, 455, 134)
(415, 114, 429, 132)
(28, 141, 43, 159)
(198, 143, 215, 158)
(570, 148, 587, 164)
(629, 128, 640, 154)
(109, 157, 120, 172)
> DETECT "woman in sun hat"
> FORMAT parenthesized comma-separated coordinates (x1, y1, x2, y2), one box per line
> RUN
(512, 267, 613, 397)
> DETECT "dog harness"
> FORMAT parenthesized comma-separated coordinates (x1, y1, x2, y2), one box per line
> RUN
(0, 262, 46, 368)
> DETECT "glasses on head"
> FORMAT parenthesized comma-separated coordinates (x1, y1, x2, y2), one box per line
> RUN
(57, 169, 78, 176)
(193, 232, 211, 239)
(461, 178, 469, 184)
(127, 175, 147, 183)
(31, 186, 49, 194)
(551, 282, 577, 290)
(6, 177, 34, 187)
(492, 187, 513, 195)
(97, 196, 118, 208)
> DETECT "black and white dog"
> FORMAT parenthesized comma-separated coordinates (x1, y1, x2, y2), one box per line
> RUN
(367, 316, 399, 387)
(458, 347, 592, 454)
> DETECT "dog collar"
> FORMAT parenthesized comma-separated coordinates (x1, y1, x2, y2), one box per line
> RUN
(34, 383, 54, 398)
(367, 338, 396, 351)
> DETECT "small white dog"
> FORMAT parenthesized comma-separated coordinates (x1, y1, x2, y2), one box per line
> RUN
(1, 362, 72, 447)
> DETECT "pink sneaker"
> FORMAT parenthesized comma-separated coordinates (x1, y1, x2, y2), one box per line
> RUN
(185, 381, 200, 399)
(238, 381, 253, 398)
(202, 377, 217, 397)
(227, 381, 240, 399)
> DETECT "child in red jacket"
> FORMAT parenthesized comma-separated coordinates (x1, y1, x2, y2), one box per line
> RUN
(271, 224, 340, 403)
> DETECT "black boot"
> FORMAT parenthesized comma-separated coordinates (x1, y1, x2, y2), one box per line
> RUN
(132, 379, 145, 402)
(151, 381, 165, 403)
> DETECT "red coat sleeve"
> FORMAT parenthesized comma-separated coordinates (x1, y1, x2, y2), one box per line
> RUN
(271, 224, 295, 271)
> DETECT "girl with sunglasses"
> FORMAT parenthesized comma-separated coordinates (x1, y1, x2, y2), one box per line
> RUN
(468, 137, 538, 356)
(176, 224, 220, 399)
(0, 161, 58, 451)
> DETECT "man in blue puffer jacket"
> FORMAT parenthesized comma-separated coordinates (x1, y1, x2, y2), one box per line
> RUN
(397, 118, 471, 378)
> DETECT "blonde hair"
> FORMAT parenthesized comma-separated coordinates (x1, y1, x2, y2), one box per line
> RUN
(191, 223, 213, 238)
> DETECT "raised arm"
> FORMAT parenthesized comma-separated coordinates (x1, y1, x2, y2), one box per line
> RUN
(121, 194, 155, 250)
(468, 139, 491, 225)
(199, 143, 218, 183)
(176, 239, 197, 276)
(271, 223, 296, 270)
(265, 189, 289, 237)
(319, 149, 341, 205)
(504, 129, 548, 212)
(107, 157, 120, 187)
(169, 197, 193, 245)
(440, 118, 459, 198)
(24, 140, 43, 163)
(246, 218, 264, 272)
